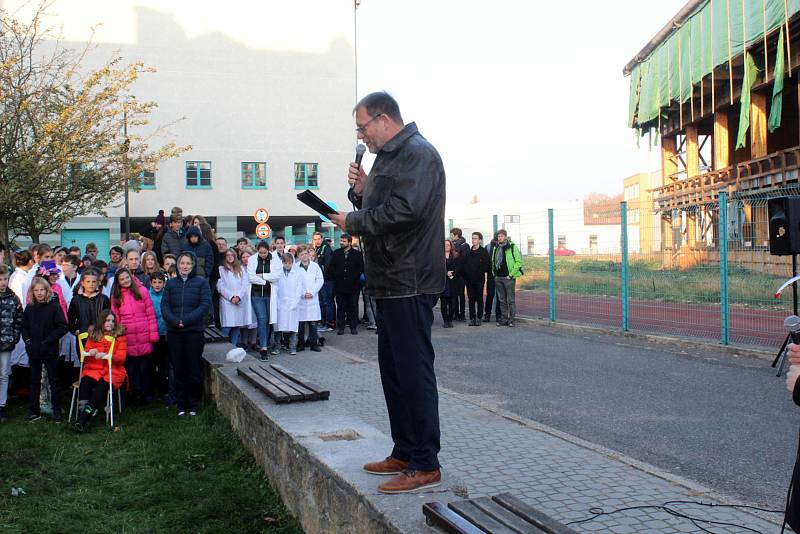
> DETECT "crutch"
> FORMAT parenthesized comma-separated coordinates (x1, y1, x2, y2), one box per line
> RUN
(104, 335, 117, 428)
(69, 332, 90, 422)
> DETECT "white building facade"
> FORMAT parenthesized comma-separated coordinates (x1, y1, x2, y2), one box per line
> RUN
(11, 0, 357, 258)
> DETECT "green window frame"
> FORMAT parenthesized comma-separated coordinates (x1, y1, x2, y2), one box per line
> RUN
(241, 162, 267, 189)
(294, 162, 318, 189)
(139, 170, 156, 189)
(186, 161, 211, 188)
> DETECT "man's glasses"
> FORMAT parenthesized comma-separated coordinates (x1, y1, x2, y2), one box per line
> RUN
(355, 114, 381, 134)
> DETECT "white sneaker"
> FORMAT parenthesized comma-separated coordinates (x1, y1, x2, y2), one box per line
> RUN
(178, 411, 187, 417)
(189, 411, 197, 417)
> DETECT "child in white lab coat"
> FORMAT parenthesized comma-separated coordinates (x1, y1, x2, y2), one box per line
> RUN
(271, 253, 303, 355)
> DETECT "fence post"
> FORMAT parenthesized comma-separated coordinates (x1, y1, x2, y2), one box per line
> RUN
(621, 201, 629, 332)
(492, 214, 499, 235)
(719, 192, 729, 345)
(548, 208, 556, 322)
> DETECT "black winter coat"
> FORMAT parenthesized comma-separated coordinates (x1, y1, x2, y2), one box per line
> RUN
(68, 291, 112, 335)
(181, 227, 214, 280)
(0, 288, 23, 351)
(442, 255, 460, 298)
(462, 246, 491, 284)
(161, 228, 185, 258)
(161, 252, 211, 332)
(346, 122, 446, 298)
(22, 299, 68, 359)
(330, 247, 363, 294)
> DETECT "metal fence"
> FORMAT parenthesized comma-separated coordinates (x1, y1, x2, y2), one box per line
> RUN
(450, 189, 800, 350)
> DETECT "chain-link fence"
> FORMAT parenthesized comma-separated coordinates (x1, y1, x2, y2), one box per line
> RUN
(449, 189, 799, 350)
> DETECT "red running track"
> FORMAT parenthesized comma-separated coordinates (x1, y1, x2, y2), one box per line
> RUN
(514, 289, 788, 349)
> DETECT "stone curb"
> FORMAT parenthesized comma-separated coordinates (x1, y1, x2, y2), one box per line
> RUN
(203, 352, 465, 534)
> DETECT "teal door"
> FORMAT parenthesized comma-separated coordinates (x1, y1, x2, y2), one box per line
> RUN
(61, 229, 110, 261)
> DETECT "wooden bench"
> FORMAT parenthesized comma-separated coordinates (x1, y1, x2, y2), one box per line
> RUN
(423, 493, 578, 534)
(204, 326, 228, 343)
(237, 363, 329, 404)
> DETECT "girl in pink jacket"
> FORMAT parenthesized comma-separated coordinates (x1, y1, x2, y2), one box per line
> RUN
(111, 268, 159, 405)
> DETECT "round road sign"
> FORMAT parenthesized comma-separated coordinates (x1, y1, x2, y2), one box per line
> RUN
(254, 208, 269, 224)
(255, 223, 272, 239)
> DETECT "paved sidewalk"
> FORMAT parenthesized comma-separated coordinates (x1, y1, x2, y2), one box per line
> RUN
(232, 341, 782, 534)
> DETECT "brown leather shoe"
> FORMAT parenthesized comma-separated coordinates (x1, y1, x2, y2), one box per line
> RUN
(363, 456, 409, 476)
(377, 469, 442, 494)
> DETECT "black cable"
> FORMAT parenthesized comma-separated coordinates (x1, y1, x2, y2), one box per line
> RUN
(566, 500, 784, 533)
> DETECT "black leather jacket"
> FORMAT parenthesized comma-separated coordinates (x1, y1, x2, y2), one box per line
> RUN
(346, 122, 446, 298)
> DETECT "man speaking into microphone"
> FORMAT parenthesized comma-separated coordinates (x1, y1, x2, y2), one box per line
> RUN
(329, 91, 446, 494)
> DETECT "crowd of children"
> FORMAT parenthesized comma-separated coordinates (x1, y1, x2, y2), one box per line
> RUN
(0, 206, 344, 429)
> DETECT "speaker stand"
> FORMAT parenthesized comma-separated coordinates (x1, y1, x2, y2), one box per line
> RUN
(773, 255, 798, 376)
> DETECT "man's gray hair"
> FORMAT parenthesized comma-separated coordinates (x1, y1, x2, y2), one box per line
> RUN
(353, 91, 403, 124)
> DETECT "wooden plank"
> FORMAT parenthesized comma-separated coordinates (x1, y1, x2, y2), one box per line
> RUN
(258, 366, 318, 398)
(422, 502, 485, 534)
(685, 125, 699, 178)
(449, 501, 519, 534)
(248, 366, 304, 401)
(251, 365, 314, 400)
(268, 364, 330, 400)
(492, 494, 578, 534)
(236, 367, 290, 403)
(470, 497, 546, 534)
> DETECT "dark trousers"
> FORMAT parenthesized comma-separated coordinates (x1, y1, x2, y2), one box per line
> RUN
(319, 281, 335, 324)
(336, 292, 359, 330)
(167, 330, 204, 412)
(484, 276, 501, 320)
(440, 295, 456, 323)
(79, 376, 109, 409)
(151, 337, 170, 397)
(454, 277, 466, 319)
(298, 321, 319, 346)
(29, 357, 61, 415)
(376, 294, 440, 471)
(466, 280, 485, 319)
(125, 354, 151, 402)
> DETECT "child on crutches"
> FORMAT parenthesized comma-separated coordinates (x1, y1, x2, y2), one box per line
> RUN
(72, 310, 127, 433)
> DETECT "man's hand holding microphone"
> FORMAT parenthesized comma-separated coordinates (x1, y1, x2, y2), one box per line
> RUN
(329, 144, 366, 230)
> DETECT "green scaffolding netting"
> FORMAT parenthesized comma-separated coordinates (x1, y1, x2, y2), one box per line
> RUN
(628, 0, 800, 130)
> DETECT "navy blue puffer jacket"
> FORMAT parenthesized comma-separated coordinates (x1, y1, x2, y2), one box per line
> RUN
(161, 251, 211, 332)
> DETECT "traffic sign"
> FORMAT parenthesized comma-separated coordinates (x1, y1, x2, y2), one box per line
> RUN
(254, 208, 269, 224)
(255, 223, 272, 239)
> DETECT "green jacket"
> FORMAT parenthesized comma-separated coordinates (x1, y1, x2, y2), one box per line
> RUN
(491, 239, 523, 279)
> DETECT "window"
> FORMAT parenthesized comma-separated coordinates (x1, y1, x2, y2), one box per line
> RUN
(241, 162, 267, 189)
(139, 170, 155, 189)
(558, 235, 567, 248)
(294, 162, 318, 189)
(504, 214, 520, 224)
(186, 161, 211, 188)
(527, 236, 535, 255)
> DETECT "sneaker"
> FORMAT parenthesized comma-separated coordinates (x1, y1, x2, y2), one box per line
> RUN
(270, 347, 280, 355)
(508, 321, 515, 327)
(363, 456, 410, 476)
(310, 344, 322, 353)
(259, 349, 270, 362)
(24, 413, 41, 423)
(290, 349, 297, 355)
(482, 316, 491, 323)
(377, 469, 442, 494)
(296, 345, 306, 352)
(366, 324, 377, 330)
(177, 411, 187, 417)
(188, 410, 197, 417)
(468, 318, 477, 326)
(318, 325, 332, 333)
(52, 412, 63, 423)
(350, 328, 358, 335)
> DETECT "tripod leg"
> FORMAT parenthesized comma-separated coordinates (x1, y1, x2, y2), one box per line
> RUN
(773, 333, 791, 368)
(777, 346, 790, 377)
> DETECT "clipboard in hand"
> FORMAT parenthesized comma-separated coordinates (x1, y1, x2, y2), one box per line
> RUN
(297, 189, 339, 218)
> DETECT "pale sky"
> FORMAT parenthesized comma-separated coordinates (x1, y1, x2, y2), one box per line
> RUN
(356, 0, 688, 207)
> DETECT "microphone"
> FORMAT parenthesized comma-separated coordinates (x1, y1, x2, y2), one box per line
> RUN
(355, 143, 366, 166)
(785, 315, 800, 345)
(349, 144, 367, 207)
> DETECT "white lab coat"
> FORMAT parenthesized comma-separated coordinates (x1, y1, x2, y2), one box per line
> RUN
(247, 253, 281, 325)
(273, 267, 303, 332)
(297, 261, 324, 322)
(216, 266, 252, 328)
(9, 266, 36, 366)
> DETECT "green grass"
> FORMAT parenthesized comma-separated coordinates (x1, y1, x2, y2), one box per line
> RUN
(0, 400, 302, 533)
(518, 256, 787, 309)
